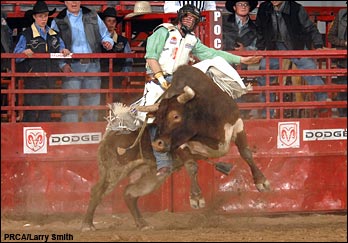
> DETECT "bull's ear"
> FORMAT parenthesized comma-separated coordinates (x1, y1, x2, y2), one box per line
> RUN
(177, 86, 195, 104)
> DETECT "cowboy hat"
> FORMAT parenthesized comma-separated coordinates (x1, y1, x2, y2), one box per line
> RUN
(99, 7, 123, 22)
(30, 1, 56, 16)
(124, 1, 152, 19)
(225, 1, 258, 13)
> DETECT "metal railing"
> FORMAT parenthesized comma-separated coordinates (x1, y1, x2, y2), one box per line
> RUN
(1, 49, 347, 122)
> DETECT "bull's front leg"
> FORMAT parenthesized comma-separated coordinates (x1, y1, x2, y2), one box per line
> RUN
(184, 159, 206, 209)
(235, 130, 271, 192)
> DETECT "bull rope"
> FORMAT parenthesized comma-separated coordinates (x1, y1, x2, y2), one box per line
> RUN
(104, 88, 170, 160)
(123, 88, 170, 153)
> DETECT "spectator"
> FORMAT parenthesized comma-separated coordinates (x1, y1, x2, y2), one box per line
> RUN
(255, 1, 329, 118)
(328, 7, 347, 117)
(223, 1, 258, 53)
(1, 11, 13, 118)
(99, 7, 133, 105)
(51, 1, 114, 122)
(222, 1, 258, 119)
(124, 1, 152, 18)
(163, 1, 216, 13)
(1, 11, 13, 72)
(133, 4, 262, 176)
(13, 1, 71, 122)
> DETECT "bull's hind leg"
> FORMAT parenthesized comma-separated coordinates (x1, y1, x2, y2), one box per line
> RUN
(123, 164, 168, 230)
(81, 169, 111, 232)
(235, 129, 271, 192)
(81, 159, 146, 232)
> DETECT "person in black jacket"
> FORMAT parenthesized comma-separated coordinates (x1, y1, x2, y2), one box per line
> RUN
(1, 11, 13, 118)
(13, 1, 71, 122)
(328, 7, 347, 117)
(255, 1, 329, 118)
(99, 7, 133, 105)
(222, 1, 259, 119)
(1, 11, 13, 72)
(223, 1, 258, 53)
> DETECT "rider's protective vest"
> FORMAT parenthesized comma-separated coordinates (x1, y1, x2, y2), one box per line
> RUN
(157, 23, 198, 75)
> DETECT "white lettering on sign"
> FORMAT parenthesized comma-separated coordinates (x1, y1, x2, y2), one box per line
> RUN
(49, 132, 102, 146)
(213, 11, 222, 49)
(214, 39, 222, 49)
(214, 11, 221, 21)
(303, 129, 347, 141)
(214, 25, 221, 35)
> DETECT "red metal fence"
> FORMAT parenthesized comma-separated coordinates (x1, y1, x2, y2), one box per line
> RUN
(1, 2, 347, 216)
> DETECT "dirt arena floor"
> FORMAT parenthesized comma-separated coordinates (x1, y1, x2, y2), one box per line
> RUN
(1, 211, 346, 242)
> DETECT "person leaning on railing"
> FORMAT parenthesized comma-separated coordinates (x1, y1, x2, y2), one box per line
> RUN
(255, 1, 330, 118)
(1, 11, 13, 119)
(13, 1, 71, 122)
(327, 6, 347, 117)
(1, 11, 13, 73)
(99, 7, 133, 108)
(51, 1, 114, 122)
(222, 1, 259, 119)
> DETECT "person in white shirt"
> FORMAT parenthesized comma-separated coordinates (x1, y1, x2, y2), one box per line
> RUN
(163, 1, 216, 13)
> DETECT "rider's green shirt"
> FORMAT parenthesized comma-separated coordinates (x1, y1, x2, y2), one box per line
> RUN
(145, 26, 241, 65)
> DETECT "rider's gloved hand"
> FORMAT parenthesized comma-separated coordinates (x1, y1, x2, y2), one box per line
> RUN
(154, 71, 170, 90)
(158, 76, 170, 90)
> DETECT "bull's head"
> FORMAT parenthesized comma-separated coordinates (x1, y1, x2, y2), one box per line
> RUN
(151, 86, 196, 153)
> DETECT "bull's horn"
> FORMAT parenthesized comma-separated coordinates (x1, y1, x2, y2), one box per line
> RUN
(135, 103, 159, 112)
(177, 86, 195, 104)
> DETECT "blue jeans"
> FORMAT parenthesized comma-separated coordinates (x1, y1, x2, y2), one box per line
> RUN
(258, 43, 328, 118)
(61, 61, 101, 122)
(333, 76, 347, 117)
(148, 125, 173, 170)
(23, 77, 55, 122)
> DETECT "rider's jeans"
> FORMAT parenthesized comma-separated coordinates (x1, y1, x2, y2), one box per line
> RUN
(148, 125, 173, 170)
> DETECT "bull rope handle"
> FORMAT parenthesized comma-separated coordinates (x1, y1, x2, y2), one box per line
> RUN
(125, 115, 148, 152)
(124, 87, 170, 155)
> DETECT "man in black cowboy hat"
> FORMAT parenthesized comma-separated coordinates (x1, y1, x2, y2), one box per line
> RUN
(99, 7, 133, 106)
(13, 0, 71, 122)
(222, 1, 258, 119)
(223, 1, 258, 51)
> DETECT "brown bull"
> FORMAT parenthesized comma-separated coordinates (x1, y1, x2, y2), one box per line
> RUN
(81, 64, 270, 231)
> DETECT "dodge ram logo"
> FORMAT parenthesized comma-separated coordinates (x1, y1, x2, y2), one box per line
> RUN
(25, 128, 46, 152)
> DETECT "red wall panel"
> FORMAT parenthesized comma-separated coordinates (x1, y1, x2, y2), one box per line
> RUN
(1, 119, 347, 215)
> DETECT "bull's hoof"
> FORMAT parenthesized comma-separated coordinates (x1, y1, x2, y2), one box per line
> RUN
(136, 218, 153, 231)
(256, 179, 271, 192)
(139, 224, 154, 231)
(81, 222, 97, 232)
(189, 194, 206, 209)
